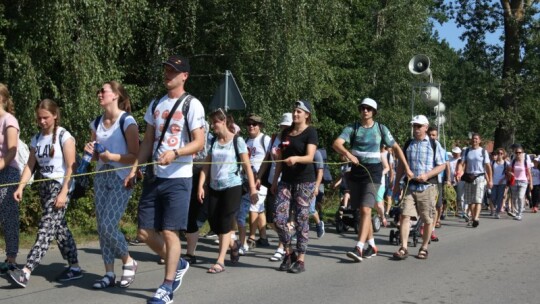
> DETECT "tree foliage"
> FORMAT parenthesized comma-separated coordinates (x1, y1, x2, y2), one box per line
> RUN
(0, 0, 538, 232)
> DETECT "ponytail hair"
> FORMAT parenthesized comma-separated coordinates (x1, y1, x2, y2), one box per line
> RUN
(106, 81, 131, 113)
(0, 83, 16, 115)
(209, 108, 237, 134)
(35, 99, 61, 157)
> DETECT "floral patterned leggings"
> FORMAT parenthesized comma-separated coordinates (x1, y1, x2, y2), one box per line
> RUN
(273, 181, 316, 254)
(25, 180, 79, 271)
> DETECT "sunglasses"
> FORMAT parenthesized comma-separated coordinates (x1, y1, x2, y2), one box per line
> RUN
(96, 88, 112, 95)
(246, 122, 259, 127)
(360, 106, 374, 112)
(412, 124, 423, 128)
(516, 151, 523, 154)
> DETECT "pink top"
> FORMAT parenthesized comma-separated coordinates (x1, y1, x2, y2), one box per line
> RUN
(0, 112, 20, 169)
(512, 160, 528, 182)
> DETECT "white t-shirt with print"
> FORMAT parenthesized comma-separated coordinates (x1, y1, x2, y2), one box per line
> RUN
(209, 136, 248, 191)
(31, 127, 74, 184)
(90, 111, 138, 180)
(246, 133, 271, 173)
(144, 94, 206, 178)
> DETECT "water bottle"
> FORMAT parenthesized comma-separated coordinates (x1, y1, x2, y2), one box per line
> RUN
(94, 142, 105, 154)
(77, 151, 92, 174)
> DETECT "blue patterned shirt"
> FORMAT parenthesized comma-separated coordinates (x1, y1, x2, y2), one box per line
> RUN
(405, 136, 446, 192)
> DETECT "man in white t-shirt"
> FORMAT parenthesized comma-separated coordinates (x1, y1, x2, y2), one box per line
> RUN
(456, 133, 492, 228)
(126, 55, 205, 303)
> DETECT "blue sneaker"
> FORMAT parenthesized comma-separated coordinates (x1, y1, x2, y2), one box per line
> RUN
(148, 284, 173, 304)
(171, 258, 189, 292)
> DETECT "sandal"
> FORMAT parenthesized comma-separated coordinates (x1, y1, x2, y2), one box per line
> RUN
(269, 250, 284, 262)
(119, 260, 138, 288)
(417, 248, 429, 260)
(231, 240, 241, 264)
(207, 263, 225, 274)
(392, 247, 408, 260)
(93, 273, 116, 289)
(247, 237, 257, 248)
(184, 254, 197, 265)
(435, 221, 441, 228)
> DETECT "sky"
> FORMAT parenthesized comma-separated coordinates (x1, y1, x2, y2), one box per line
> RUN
(433, 19, 503, 51)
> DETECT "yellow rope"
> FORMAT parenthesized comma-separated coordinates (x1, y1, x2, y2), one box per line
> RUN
(0, 159, 351, 188)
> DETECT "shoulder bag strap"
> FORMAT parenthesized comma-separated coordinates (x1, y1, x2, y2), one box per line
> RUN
(153, 92, 188, 155)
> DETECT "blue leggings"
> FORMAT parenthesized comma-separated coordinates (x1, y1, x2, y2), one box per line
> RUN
(94, 168, 132, 264)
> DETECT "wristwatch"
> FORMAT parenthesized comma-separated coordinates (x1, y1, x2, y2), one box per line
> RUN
(174, 149, 180, 158)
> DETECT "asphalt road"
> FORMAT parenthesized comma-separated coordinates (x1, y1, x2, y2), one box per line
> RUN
(1, 210, 540, 304)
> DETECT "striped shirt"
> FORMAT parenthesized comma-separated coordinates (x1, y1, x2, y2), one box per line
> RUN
(405, 136, 446, 192)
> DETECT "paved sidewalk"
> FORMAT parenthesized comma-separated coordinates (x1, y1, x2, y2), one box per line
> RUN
(2, 212, 540, 304)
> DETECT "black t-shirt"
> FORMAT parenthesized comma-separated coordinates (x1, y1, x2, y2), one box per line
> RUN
(280, 126, 318, 183)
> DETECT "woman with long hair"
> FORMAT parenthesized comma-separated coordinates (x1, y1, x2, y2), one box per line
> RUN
(506, 145, 533, 221)
(0, 83, 21, 273)
(10, 99, 81, 287)
(491, 148, 509, 218)
(198, 109, 257, 274)
(271, 100, 318, 274)
(84, 81, 139, 289)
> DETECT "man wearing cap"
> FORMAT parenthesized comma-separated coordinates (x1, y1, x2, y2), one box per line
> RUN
(237, 114, 271, 253)
(392, 115, 446, 260)
(333, 98, 412, 262)
(125, 55, 205, 303)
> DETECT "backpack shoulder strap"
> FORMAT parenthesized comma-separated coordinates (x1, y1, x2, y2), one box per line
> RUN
(430, 138, 437, 165)
(182, 95, 193, 142)
(260, 134, 269, 154)
(350, 121, 359, 148)
(93, 115, 102, 131)
(378, 122, 385, 148)
(58, 129, 66, 155)
(118, 112, 129, 142)
(233, 135, 241, 175)
(403, 139, 413, 160)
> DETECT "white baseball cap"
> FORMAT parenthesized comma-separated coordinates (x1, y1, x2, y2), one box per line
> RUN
(410, 115, 429, 125)
(360, 98, 378, 111)
(279, 113, 292, 126)
(451, 147, 462, 154)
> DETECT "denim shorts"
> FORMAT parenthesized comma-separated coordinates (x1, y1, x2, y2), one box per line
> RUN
(138, 177, 191, 231)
